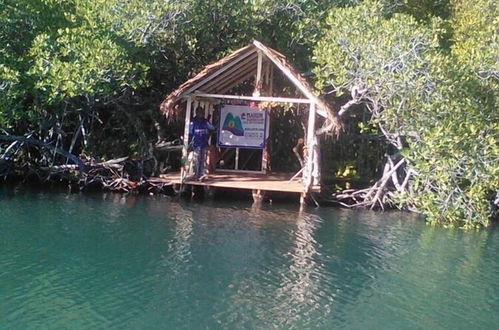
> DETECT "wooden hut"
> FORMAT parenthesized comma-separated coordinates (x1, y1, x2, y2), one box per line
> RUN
(160, 40, 340, 203)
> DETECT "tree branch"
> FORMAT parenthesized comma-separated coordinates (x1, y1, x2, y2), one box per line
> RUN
(0, 135, 86, 173)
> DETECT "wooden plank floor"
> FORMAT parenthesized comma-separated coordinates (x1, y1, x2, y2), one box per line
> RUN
(155, 172, 320, 193)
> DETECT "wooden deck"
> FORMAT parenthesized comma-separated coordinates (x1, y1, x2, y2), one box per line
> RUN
(156, 172, 320, 194)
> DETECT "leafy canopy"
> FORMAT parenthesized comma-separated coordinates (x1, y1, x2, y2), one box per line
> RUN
(313, 0, 498, 227)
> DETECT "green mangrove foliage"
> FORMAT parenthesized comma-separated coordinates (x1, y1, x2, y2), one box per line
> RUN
(0, 0, 497, 227)
(313, 0, 498, 227)
(0, 0, 335, 154)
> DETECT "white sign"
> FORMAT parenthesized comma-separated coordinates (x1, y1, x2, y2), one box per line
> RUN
(218, 105, 267, 149)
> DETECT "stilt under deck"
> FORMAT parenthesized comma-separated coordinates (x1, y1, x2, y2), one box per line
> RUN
(158, 172, 320, 195)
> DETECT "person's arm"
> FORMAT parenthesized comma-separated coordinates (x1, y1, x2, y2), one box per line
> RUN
(206, 115, 215, 131)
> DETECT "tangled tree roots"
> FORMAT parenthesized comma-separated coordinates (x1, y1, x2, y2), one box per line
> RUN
(0, 135, 171, 195)
(330, 155, 414, 211)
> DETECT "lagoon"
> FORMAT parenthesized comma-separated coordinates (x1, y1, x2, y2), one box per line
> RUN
(1, 187, 498, 329)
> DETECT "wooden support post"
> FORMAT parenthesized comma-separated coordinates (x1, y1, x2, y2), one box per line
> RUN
(300, 192, 307, 206)
(253, 50, 263, 97)
(261, 109, 269, 174)
(181, 97, 193, 180)
(173, 183, 181, 195)
(204, 185, 216, 198)
(304, 103, 316, 190)
(208, 102, 213, 117)
(261, 149, 268, 174)
(235, 148, 240, 170)
(206, 102, 211, 145)
(252, 189, 265, 203)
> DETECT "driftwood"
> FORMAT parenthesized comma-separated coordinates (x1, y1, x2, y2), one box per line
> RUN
(42, 156, 129, 172)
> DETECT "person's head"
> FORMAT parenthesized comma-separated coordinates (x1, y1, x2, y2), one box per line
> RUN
(195, 106, 204, 118)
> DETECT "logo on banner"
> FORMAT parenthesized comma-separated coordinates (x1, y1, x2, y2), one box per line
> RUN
(218, 105, 267, 149)
(222, 112, 244, 136)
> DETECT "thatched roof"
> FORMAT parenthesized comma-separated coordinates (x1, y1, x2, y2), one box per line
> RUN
(160, 40, 340, 132)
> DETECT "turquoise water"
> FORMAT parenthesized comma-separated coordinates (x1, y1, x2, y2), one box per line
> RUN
(1, 187, 498, 329)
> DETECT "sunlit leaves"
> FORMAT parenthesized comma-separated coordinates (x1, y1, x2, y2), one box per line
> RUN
(450, 0, 498, 81)
(313, 0, 498, 227)
(28, 27, 148, 103)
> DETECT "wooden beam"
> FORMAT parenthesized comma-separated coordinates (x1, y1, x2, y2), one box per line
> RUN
(210, 61, 256, 93)
(190, 93, 313, 104)
(217, 69, 256, 95)
(269, 63, 274, 96)
(252, 40, 328, 118)
(198, 54, 258, 93)
(187, 91, 327, 118)
(181, 48, 258, 97)
(263, 61, 271, 96)
(253, 41, 315, 102)
(212, 60, 257, 94)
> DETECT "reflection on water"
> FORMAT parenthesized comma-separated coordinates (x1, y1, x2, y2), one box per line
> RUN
(0, 187, 498, 329)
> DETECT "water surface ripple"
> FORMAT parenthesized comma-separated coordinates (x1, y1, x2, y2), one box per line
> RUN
(1, 187, 498, 329)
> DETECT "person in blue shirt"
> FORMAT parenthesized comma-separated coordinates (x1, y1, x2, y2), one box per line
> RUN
(188, 106, 215, 181)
